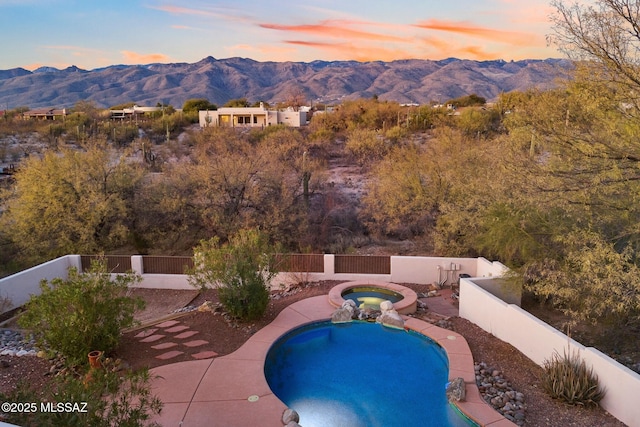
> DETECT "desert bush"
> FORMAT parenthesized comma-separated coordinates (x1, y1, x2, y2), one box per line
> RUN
(18, 260, 144, 367)
(541, 349, 605, 406)
(0, 361, 162, 427)
(345, 128, 387, 163)
(189, 228, 279, 321)
(384, 125, 408, 144)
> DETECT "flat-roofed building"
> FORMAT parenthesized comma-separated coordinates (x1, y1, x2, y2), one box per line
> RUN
(199, 103, 306, 128)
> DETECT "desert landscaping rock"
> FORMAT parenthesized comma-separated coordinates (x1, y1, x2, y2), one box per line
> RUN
(446, 377, 466, 402)
(475, 361, 526, 426)
(282, 408, 300, 424)
(0, 329, 38, 356)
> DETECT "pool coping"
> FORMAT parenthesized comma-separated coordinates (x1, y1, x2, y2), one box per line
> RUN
(149, 294, 516, 426)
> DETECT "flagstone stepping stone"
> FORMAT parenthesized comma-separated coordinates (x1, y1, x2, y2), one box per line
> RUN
(192, 351, 218, 360)
(134, 328, 158, 338)
(182, 339, 208, 348)
(155, 320, 181, 328)
(140, 334, 166, 343)
(174, 331, 199, 339)
(165, 325, 190, 333)
(155, 350, 184, 360)
(151, 342, 178, 350)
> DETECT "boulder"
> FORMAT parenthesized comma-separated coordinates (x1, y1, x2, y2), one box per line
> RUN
(282, 408, 300, 424)
(331, 307, 353, 323)
(379, 300, 394, 312)
(377, 311, 405, 329)
(342, 299, 357, 310)
(446, 377, 466, 402)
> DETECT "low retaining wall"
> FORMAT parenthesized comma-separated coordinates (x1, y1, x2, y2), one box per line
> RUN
(459, 278, 640, 427)
(0, 255, 511, 310)
(0, 255, 81, 311)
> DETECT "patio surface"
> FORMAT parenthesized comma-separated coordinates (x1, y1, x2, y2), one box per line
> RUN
(148, 289, 515, 426)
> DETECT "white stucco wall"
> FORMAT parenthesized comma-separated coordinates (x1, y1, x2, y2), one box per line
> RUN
(459, 278, 640, 427)
(390, 256, 477, 285)
(0, 255, 81, 311)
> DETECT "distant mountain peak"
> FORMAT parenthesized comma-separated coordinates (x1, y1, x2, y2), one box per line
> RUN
(33, 66, 60, 73)
(63, 65, 85, 73)
(0, 57, 571, 109)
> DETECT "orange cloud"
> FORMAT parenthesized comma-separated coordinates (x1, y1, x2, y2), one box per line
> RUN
(121, 51, 171, 63)
(260, 20, 409, 42)
(456, 46, 496, 60)
(23, 62, 44, 71)
(414, 19, 538, 46)
(414, 36, 500, 61)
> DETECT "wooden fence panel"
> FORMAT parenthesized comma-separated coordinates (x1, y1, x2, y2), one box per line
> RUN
(141, 256, 193, 274)
(276, 254, 324, 273)
(334, 255, 390, 274)
(80, 255, 131, 274)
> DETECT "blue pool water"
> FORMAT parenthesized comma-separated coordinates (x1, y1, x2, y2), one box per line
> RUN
(264, 321, 476, 427)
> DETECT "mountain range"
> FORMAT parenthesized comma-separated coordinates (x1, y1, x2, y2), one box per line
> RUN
(0, 56, 572, 109)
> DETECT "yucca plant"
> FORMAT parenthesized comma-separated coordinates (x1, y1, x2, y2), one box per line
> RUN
(541, 348, 605, 406)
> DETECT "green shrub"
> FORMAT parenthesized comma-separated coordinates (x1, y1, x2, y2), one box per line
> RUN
(541, 349, 605, 406)
(189, 228, 278, 321)
(217, 272, 270, 321)
(18, 260, 144, 367)
(0, 362, 162, 427)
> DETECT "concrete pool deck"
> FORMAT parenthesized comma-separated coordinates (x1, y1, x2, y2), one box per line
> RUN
(148, 293, 515, 426)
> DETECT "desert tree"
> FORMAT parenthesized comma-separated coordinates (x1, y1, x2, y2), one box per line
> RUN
(223, 98, 250, 108)
(487, 1, 640, 326)
(149, 127, 311, 249)
(0, 141, 144, 263)
(283, 86, 307, 111)
(182, 98, 217, 114)
(549, 0, 640, 96)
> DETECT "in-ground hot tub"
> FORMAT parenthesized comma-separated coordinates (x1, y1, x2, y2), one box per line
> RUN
(328, 281, 418, 314)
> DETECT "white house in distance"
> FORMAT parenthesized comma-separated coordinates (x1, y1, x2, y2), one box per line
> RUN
(198, 103, 307, 128)
(110, 105, 163, 120)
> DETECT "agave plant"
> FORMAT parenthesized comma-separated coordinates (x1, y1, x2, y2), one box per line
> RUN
(541, 348, 605, 406)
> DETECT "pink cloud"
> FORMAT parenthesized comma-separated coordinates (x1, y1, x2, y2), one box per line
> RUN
(121, 51, 171, 64)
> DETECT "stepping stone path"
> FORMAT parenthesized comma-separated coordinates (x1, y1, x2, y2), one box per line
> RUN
(133, 319, 218, 362)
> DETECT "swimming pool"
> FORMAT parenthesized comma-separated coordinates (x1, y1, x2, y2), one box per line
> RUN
(264, 321, 477, 427)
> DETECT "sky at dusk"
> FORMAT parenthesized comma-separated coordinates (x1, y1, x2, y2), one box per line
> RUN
(0, 0, 561, 71)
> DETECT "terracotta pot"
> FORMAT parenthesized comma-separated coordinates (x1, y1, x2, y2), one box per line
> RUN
(88, 350, 103, 369)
